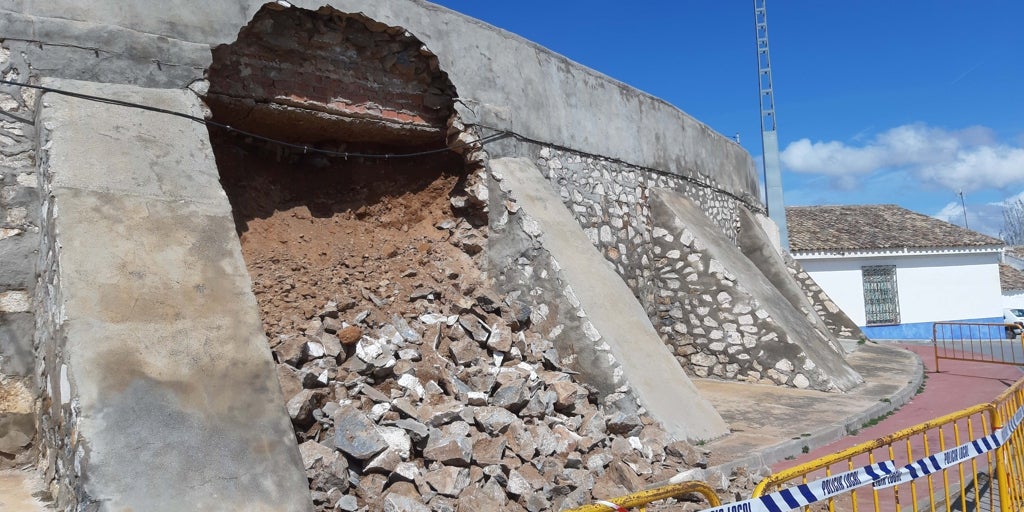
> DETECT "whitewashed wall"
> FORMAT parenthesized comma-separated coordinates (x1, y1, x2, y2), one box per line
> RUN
(1005, 292, 1024, 310)
(797, 251, 1003, 327)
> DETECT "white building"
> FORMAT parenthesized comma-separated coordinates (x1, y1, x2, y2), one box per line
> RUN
(787, 205, 1005, 340)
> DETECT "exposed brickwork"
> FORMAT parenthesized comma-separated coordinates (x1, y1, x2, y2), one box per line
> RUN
(207, 6, 456, 146)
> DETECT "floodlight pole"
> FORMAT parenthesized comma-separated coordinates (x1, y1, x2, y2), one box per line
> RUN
(754, 0, 789, 249)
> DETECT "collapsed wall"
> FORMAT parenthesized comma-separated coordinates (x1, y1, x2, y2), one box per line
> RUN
(0, 0, 868, 509)
(197, 7, 726, 510)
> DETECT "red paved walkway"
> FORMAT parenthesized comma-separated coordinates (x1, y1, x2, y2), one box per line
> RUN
(776, 343, 1023, 472)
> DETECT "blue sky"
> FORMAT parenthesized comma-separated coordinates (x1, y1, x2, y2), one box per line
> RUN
(429, 1, 1024, 238)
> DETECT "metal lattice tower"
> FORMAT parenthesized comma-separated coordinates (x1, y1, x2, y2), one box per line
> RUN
(754, 0, 789, 249)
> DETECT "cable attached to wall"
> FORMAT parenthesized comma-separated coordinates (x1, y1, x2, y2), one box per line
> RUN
(0, 79, 508, 159)
(1, 78, 765, 214)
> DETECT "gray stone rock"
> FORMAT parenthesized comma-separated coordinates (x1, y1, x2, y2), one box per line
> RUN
(274, 335, 308, 367)
(486, 323, 513, 352)
(471, 436, 507, 466)
(298, 440, 336, 471)
(286, 389, 325, 427)
(423, 427, 473, 467)
(391, 418, 429, 442)
(506, 468, 533, 497)
(424, 465, 470, 497)
(473, 406, 517, 435)
(333, 404, 389, 461)
(458, 315, 490, 343)
(318, 331, 343, 358)
(335, 495, 359, 511)
(383, 493, 429, 512)
(491, 379, 529, 411)
(448, 338, 484, 366)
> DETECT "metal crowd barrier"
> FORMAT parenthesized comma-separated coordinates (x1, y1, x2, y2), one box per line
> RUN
(752, 403, 998, 511)
(933, 322, 1024, 372)
(570, 322, 1024, 512)
(563, 481, 721, 511)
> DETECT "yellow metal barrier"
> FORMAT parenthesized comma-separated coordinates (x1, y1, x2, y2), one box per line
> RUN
(752, 404, 998, 511)
(933, 322, 1024, 372)
(577, 322, 1024, 512)
(992, 375, 1024, 511)
(564, 481, 721, 512)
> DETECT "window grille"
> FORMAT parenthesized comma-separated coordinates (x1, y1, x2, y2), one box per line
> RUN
(862, 265, 899, 325)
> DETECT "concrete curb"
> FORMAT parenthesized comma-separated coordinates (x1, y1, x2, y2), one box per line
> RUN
(698, 345, 927, 481)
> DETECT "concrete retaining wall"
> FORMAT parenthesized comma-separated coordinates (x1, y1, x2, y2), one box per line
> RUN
(0, 0, 759, 205)
(33, 79, 311, 511)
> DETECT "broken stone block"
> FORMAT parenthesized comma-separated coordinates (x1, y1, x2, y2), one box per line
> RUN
(473, 406, 517, 435)
(471, 436, 507, 466)
(286, 389, 325, 428)
(448, 338, 484, 366)
(458, 315, 490, 343)
(275, 336, 308, 367)
(424, 465, 471, 497)
(383, 492, 429, 512)
(298, 440, 336, 471)
(491, 378, 529, 411)
(333, 404, 389, 461)
(486, 323, 513, 352)
(423, 427, 473, 467)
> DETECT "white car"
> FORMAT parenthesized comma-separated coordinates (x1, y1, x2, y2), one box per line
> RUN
(1006, 308, 1024, 338)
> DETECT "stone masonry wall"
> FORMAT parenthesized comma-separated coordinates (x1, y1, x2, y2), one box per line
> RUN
(482, 137, 847, 391)
(785, 256, 865, 341)
(646, 212, 835, 389)
(0, 42, 40, 468)
(527, 142, 753, 320)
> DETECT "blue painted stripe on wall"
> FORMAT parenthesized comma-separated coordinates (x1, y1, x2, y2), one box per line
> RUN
(862, 317, 1004, 340)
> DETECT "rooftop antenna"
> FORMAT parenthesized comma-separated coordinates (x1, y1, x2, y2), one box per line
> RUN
(754, 0, 789, 249)
(958, 190, 969, 229)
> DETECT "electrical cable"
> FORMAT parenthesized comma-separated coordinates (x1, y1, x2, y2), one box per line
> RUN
(1, 78, 764, 213)
(0, 79, 507, 159)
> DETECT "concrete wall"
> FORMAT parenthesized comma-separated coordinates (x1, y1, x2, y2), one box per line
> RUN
(0, 0, 759, 204)
(798, 251, 1004, 339)
(33, 79, 311, 511)
(488, 157, 729, 441)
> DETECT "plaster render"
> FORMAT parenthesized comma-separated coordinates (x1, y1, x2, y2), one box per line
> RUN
(35, 79, 311, 511)
(0, 0, 758, 204)
(491, 157, 728, 441)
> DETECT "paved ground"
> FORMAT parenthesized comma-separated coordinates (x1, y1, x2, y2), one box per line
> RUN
(685, 340, 1021, 511)
(773, 342, 1022, 472)
(698, 341, 926, 473)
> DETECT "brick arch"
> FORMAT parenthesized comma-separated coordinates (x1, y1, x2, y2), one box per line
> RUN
(205, 3, 458, 150)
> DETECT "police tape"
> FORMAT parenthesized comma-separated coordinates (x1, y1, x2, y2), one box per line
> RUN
(871, 430, 1002, 489)
(690, 402, 1024, 512)
(873, 401, 1024, 490)
(694, 461, 896, 512)
(586, 403, 1024, 512)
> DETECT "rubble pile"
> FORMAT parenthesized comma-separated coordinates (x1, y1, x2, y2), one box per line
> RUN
(216, 138, 709, 511)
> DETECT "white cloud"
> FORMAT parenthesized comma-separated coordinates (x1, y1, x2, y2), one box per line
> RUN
(933, 199, 1003, 238)
(932, 190, 1024, 239)
(780, 123, 1024, 192)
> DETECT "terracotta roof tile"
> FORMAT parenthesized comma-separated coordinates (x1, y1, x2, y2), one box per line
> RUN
(1001, 263, 1024, 292)
(786, 204, 1004, 252)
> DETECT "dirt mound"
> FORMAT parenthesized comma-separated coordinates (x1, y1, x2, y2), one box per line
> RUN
(212, 134, 712, 511)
